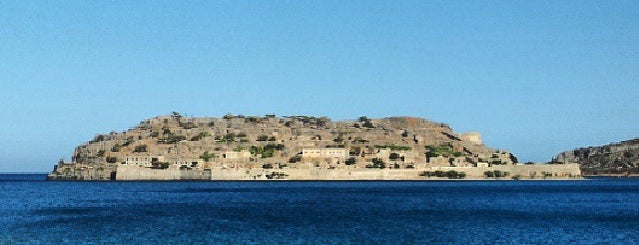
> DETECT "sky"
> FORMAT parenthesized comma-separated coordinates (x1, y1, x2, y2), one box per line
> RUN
(1, 1, 638, 172)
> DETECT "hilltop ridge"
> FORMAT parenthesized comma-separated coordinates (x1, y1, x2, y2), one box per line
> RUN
(554, 138, 639, 176)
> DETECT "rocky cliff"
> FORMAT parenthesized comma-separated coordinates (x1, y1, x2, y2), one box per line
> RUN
(48, 113, 521, 180)
(554, 138, 639, 176)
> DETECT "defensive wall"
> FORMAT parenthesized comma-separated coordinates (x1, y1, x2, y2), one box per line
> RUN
(113, 164, 581, 181)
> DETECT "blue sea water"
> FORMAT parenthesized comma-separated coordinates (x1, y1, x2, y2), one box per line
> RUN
(1, 175, 639, 244)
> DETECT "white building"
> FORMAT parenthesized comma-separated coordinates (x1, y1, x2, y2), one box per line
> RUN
(302, 148, 348, 159)
(125, 156, 165, 167)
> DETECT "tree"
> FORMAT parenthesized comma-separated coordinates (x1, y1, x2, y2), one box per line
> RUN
(345, 157, 357, 165)
(362, 121, 374, 128)
(191, 132, 210, 141)
(106, 156, 118, 163)
(289, 155, 302, 163)
(200, 151, 215, 162)
(224, 133, 236, 142)
(509, 153, 519, 163)
(359, 116, 374, 128)
(447, 170, 459, 179)
(371, 158, 386, 169)
(133, 145, 147, 153)
(389, 153, 400, 160)
(171, 134, 186, 142)
(261, 150, 274, 158)
(257, 135, 269, 141)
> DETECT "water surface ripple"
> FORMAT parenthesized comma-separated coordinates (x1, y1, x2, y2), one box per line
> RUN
(1, 175, 638, 244)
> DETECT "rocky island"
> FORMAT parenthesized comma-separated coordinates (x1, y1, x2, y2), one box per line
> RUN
(48, 113, 581, 181)
(554, 138, 639, 176)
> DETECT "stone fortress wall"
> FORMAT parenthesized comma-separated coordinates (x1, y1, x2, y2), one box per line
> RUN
(114, 163, 581, 181)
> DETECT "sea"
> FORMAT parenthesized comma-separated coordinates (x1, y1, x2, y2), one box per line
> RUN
(1, 174, 638, 244)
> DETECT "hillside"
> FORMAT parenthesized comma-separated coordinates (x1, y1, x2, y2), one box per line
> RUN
(48, 113, 519, 180)
(553, 138, 639, 176)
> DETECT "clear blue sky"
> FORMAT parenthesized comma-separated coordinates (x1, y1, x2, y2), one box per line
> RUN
(1, 1, 638, 172)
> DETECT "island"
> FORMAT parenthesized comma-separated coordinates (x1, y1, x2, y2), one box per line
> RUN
(48, 113, 581, 181)
(553, 138, 639, 176)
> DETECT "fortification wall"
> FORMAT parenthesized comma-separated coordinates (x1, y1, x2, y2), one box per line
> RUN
(115, 165, 210, 180)
(114, 163, 580, 181)
(207, 164, 581, 180)
(422, 164, 581, 180)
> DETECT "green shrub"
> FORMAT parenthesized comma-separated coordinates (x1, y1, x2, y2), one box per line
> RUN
(345, 157, 357, 165)
(372, 158, 386, 169)
(191, 132, 211, 141)
(224, 133, 236, 142)
(375, 145, 411, 151)
(133, 145, 147, 153)
(200, 151, 215, 162)
(180, 122, 197, 129)
(106, 156, 118, 163)
(389, 153, 400, 160)
(289, 155, 302, 163)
